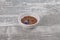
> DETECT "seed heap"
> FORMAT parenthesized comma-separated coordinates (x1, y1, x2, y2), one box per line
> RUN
(21, 16, 37, 25)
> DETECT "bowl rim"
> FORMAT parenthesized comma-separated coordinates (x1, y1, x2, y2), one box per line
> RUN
(18, 13, 40, 28)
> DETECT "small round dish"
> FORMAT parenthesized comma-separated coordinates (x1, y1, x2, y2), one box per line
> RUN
(18, 13, 40, 28)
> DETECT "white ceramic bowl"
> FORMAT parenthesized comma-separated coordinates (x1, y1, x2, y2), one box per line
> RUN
(18, 13, 40, 28)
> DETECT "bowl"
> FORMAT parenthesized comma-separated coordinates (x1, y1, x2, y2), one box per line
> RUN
(18, 13, 40, 28)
